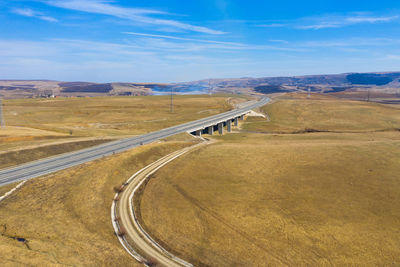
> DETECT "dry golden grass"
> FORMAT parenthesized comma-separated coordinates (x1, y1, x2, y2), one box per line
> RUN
(0, 95, 237, 265)
(0, 139, 112, 170)
(2, 95, 236, 138)
(0, 126, 71, 151)
(0, 139, 197, 266)
(139, 98, 400, 266)
(0, 182, 19, 197)
(244, 94, 400, 133)
(0, 94, 235, 170)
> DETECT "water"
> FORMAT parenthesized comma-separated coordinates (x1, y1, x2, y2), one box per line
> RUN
(151, 84, 209, 95)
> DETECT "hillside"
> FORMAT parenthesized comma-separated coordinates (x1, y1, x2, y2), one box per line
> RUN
(1, 71, 400, 99)
(139, 95, 400, 266)
(0, 81, 155, 98)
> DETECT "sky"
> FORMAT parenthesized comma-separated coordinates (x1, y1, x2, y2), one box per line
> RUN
(1, 0, 400, 83)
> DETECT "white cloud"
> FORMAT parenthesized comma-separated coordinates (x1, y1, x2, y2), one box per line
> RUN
(298, 38, 400, 48)
(269, 39, 289, 44)
(257, 23, 286, 28)
(256, 13, 399, 30)
(386, 55, 400, 60)
(12, 7, 58, 22)
(44, 0, 225, 34)
(123, 32, 244, 46)
(297, 14, 399, 30)
(122, 32, 307, 52)
(346, 16, 398, 23)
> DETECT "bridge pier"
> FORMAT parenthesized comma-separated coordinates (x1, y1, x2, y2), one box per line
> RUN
(195, 130, 202, 137)
(218, 122, 224, 135)
(207, 126, 214, 135)
(227, 120, 232, 132)
(239, 114, 245, 121)
(234, 117, 239, 126)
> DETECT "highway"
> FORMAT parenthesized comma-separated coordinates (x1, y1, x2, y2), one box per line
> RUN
(0, 97, 269, 186)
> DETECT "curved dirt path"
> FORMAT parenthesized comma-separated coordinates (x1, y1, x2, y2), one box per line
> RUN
(112, 141, 208, 266)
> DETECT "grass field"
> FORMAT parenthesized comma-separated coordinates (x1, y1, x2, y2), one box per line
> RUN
(243, 93, 400, 133)
(139, 97, 400, 266)
(0, 94, 240, 170)
(2, 94, 399, 266)
(0, 139, 112, 170)
(0, 137, 199, 266)
(0, 182, 19, 198)
(2, 95, 237, 138)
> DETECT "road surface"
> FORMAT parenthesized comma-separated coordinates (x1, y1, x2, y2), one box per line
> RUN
(0, 97, 270, 186)
(113, 143, 206, 266)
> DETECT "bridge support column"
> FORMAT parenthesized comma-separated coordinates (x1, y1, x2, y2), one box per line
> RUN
(239, 114, 245, 120)
(234, 117, 239, 126)
(207, 126, 213, 135)
(195, 130, 202, 137)
(227, 120, 232, 132)
(218, 123, 223, 135)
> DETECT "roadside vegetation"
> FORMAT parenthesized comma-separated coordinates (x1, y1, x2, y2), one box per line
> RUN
(0, 139, 112, 170)
(0, 138, 198, 266)
(0, 94, 244, 264)
(0, 182, 19, 198)
(243, 93, 400, 133)
(2, 95, 237, 138)
(139, 95, 400, 266)
(0, 95, 242, 170)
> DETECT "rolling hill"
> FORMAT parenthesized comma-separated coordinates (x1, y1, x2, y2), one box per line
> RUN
(1, 71, 399, 99)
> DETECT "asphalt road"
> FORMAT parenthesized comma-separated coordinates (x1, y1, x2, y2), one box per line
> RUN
(0, 97, 270, 186)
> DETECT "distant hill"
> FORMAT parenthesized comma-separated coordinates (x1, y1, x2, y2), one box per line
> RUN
(346, 73, 398, 85)
(182, 72, 400, 95)
(1, 71, 399, 98)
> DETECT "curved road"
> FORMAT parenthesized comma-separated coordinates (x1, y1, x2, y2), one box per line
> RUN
(113, 143, 205, 266)
(0, 97, 269, 186)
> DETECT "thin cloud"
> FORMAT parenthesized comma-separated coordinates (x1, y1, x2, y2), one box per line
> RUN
(386, 55, 400, 60)
(12, 7, 58, 22)
(44, 0, 225, 34)
(123, 32, 244, 46)
(269, 39, 289, 44)
(346, 16, 398, 23)
(297, 14, 399, 30)
(256, 13, 399, 30)
(123, 32, 306, 52)
(298, 38, 400, 48)
(257, 23, 286, 28)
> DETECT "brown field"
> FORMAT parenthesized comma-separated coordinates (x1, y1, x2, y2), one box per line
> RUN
(0, 137, 199, 266)
(139, 97, 400, 266)
(0, 139, 113, 170)
(2, 93, 399, 266)
(0, 95, 240, 170)
(0, 94, 243, 265)
(2, 95, 238, 138)
(244, 93, 400, 133)
(0, 182, 19, 197)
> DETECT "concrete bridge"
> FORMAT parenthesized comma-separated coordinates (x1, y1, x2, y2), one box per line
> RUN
(189, 114, 245, 136)
(0, 97, 270, 186)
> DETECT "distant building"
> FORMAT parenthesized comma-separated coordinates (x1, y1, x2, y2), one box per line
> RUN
(37, 90, 54, 98)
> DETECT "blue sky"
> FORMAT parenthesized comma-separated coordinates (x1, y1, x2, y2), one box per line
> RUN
(1, 0, 400, 82)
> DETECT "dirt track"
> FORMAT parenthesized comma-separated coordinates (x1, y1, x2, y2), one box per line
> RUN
(113, 141, 208, 266)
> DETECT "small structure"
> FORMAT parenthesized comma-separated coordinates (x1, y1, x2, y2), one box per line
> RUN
(0, 97, 5, 128)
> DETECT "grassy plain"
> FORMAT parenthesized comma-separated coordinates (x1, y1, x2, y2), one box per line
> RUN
(0, 139, 112, 170)
(0, 95, 238, 169)
(0, 138, 199, 266)
(2, 95, 236, 138)
(140, 96, 400, 266)
(0, 94, 239, 264)
(0, 182, 19, 197)
(244, 93, 400, 133)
